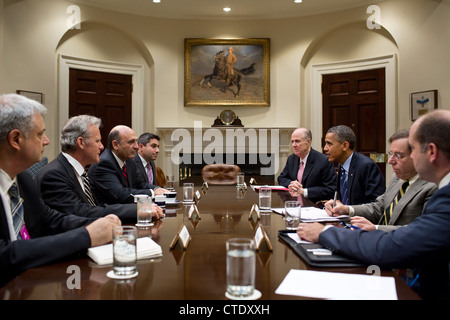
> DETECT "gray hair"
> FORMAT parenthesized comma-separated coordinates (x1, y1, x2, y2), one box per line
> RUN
(60, 115, 102, 153)
(327, 125, 356, 150)
(0, 93, 47, 142)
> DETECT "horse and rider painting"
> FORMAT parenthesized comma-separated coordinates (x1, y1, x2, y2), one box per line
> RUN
(185, 38, 270, 106)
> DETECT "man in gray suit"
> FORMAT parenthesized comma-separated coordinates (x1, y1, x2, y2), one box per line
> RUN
(325, 128, 436, 231)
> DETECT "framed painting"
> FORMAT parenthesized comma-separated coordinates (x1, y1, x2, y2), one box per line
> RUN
(16, 90, 45, 104)
(410, 89, 437, 121)
(184, 38, 270, 107)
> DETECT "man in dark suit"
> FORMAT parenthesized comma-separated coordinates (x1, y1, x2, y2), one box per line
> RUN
(88, 125, 166, 205)
(278, 128, 336, 202)
(298, 110, 450, 299)
(0, 94, 120, 286)
(323, 125, 385, 205)
(325, 128, 436, 231)
(133, 132, 161, 186)
(37, 116, 163, 221)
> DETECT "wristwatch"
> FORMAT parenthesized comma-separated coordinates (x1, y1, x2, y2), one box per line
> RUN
(219, 109, 236, 125)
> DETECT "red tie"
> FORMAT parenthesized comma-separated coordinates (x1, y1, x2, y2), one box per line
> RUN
(297, 160, 304, 184)
(122, 164, 128, 185)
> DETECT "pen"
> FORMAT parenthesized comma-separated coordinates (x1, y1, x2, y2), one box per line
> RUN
(332, 191, 337, 208)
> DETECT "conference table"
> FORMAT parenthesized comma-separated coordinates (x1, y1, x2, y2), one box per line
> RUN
(0, 184, 420, 301)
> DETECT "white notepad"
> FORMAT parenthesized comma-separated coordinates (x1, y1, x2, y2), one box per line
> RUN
(87, 237, 162, 265)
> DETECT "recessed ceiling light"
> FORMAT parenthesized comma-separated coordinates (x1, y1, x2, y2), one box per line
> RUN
(294, 0, 303, 3)
(223, 7, 231, 12)
(153, 0, 161, 3)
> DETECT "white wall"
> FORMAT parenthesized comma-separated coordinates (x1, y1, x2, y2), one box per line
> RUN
(1, 0, 449, 171)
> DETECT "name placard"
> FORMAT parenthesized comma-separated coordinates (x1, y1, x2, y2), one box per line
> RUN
(202, 181, 209, 191)
(169, 225, 191, 250)
(254, 225, 272, 252)
(195, 190, 201, 202)
(249, 178, 257, 185)
(188, 204, 201, 220)
(248, 204, 260, 222)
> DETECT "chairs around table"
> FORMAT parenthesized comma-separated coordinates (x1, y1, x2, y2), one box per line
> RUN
(201, 164, 240, 185)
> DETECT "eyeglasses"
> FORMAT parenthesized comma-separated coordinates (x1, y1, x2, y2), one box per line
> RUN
(388, 151, 409, 161)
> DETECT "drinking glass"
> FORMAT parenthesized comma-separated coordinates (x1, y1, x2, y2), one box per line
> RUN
(183, 183, 194, 203)
(113, 226, 138, 276)
(226, 238, 255, 298)
(258, 187, 272, 212)
(285, 200, 301, 230)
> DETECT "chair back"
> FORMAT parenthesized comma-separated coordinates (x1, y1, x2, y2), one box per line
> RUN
(201, 164, 240, 185)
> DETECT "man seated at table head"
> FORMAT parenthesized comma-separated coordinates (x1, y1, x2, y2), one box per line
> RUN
(323, 125, 385, 205)
(37, 115, 163, 221)
(277, 128, 336, 203)
(88, 125, 167, 205)
(298, 110, 450, 299)
(133, 132, 162, 186)
(0, 93, 121, 286)
(325, 128, 436, 231)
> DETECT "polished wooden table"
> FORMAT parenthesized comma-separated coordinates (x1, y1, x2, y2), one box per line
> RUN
(0, 185, 420, 300)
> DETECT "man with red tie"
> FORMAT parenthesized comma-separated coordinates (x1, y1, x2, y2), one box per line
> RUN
(278, 128, 336, 202)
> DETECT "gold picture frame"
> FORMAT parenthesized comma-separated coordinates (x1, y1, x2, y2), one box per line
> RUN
(184, 38, 270, 107)
(16, 90, 45, 104)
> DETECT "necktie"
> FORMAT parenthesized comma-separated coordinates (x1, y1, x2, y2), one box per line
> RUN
(297, 160, 304, 184)
(340, 167, 349, 205)
(146, 162, 153, 184)
(8, 183, 28, 240)
(122, 164, 128, 185)
(382, 180, 409, 225)
(81, 172, 96, 206)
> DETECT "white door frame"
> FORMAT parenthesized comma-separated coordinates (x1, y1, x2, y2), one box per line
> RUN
(310, 54, 397, 152)
(58, 54, 144, 134)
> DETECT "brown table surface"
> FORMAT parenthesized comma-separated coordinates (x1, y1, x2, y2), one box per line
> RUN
(0, 184, 420, 301)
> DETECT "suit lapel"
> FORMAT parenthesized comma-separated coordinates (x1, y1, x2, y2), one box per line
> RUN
(301, 150, 315, 183)
(390, 179, 426, 224)
(58, 154, 90, 204)
(347, 153, 358, 201)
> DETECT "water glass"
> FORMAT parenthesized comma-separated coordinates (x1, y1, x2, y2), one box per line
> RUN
(166, 176, 175, 190)
(258, 187, 272, 212)
(183, 183, 194, 203)
(226, 238, 256, 298)
(285, 200, 301, 230)
(237, 172, 245, 188)
(135, 195, 153, 226)
(113, 226, 137, 276)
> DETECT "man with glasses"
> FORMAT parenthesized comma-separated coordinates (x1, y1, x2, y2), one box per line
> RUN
(325, 128, 436, 231)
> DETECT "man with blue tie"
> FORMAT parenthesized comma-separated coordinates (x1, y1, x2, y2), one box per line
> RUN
(298, 110, 450, 299)
(323, 125, 385, 205)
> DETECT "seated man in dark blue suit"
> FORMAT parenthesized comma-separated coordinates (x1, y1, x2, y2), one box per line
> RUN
(323, 125, 385, 205)
(298, 110, 450, 299)
(0, 94, 120, 287)
(278, 128, 336, 202)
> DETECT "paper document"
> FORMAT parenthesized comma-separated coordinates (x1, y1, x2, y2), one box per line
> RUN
(87, 237, 162, 265)
(273, 206, 349, 222)
(276, 269, 398, 300)
(251, 185, 290, 191)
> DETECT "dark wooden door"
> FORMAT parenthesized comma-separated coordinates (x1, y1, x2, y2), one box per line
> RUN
(69, 68, 132, 148)
(322, 68, 386, 176)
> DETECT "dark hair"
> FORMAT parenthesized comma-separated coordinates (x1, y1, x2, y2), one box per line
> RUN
(389, 128, 411, 152)
(107, 128, 121, 150)
(415, 111, 450, 160)
(327, 125, 356, 150)
(138, 132, 160, 146)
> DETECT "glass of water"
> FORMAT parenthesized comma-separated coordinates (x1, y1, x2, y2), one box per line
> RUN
(226, 238, 255, 298)
(113, 226, 137, 276)
(183, 183, 194, 203)
(258, 187, 272, 212)
(237, 172, 245, 188)
(285, 200, 301, 230)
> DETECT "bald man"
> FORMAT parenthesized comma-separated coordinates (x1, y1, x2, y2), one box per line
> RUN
(278, 128, 336, 202)
(88, 125, 167, 206)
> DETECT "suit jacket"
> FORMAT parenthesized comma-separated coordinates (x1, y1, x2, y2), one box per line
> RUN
(88, 149, 154, 205)
(37, 153, 137, 221)
(319, 183, 450, 299)
(132, 153, 157, 185)
(338, 151, 385, 205)
(278, 148, 337, 202)
(351, 176, 437, 231)
(0, 172, 92, 287)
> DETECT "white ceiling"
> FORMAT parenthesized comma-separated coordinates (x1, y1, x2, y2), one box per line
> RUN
(72, 0, 385, 20)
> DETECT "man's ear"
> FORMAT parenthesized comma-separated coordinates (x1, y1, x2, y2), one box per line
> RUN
(7, 129, 22, 151)
(76, 136, 84, 150)
(112, 140, 119, 151)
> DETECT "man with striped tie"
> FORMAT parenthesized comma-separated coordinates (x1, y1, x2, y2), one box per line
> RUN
(297, 110, 450, 299)
(0, 94, 121, 286)
(323, 125, 385, 205)
(37, 115, 163, 221)
(324, 129, 436, 231)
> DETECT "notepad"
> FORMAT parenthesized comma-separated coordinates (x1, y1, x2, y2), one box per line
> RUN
(272, 206, 350, 222)
(87, 237, 162, 265)
(276, 269, 398, 300)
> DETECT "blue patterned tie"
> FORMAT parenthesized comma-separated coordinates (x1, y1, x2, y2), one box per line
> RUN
(8, 183, 25, 240)
(340, 167, 349, 205)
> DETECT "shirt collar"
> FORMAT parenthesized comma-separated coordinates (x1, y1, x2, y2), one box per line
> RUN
(111, 150, 125, 169)
(439, 172, 450, 189)
(138, 154, 149, 168)
(62, 152, 85, 176)
(342, 152, 354, 173)
(0, 168, 16, 196)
